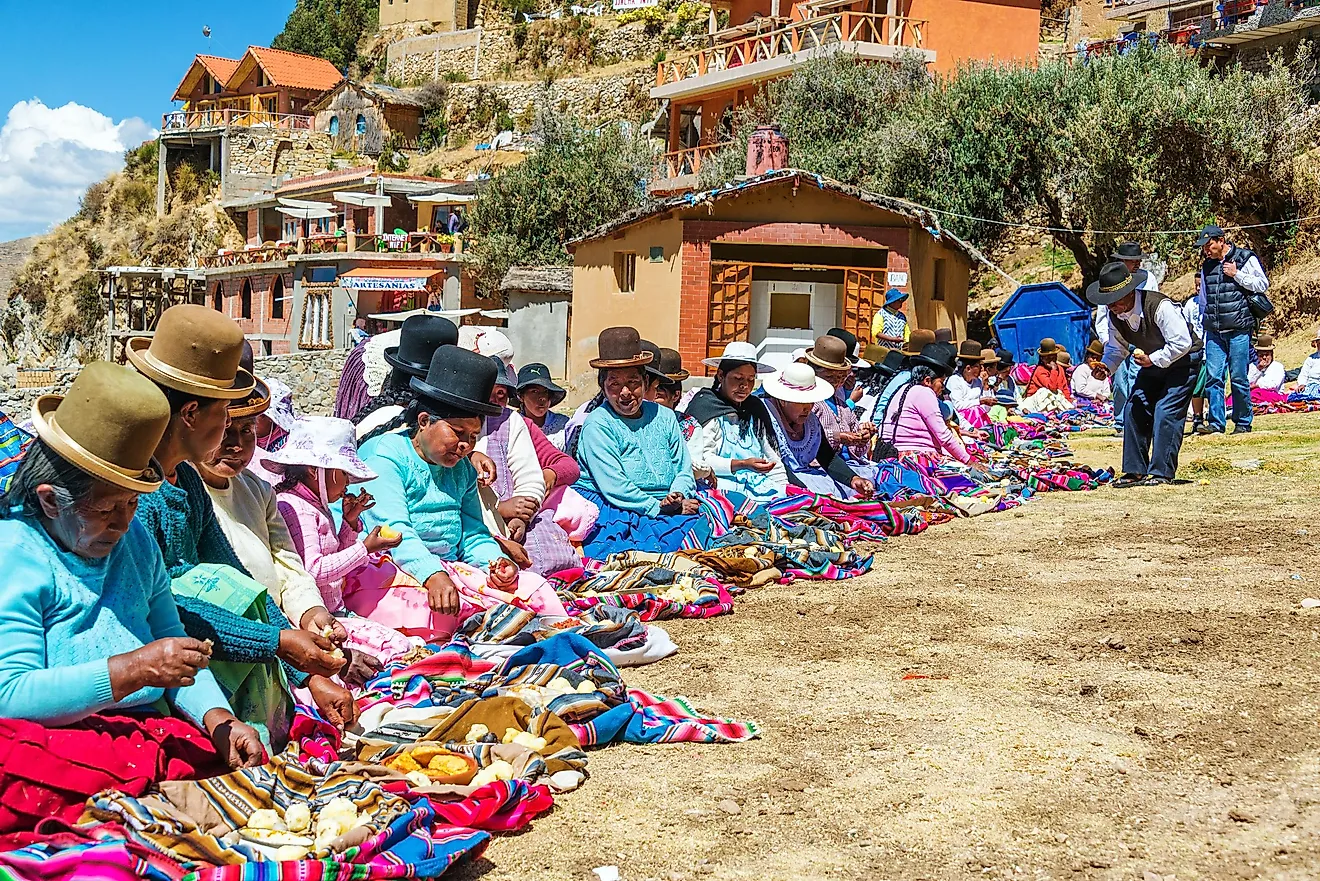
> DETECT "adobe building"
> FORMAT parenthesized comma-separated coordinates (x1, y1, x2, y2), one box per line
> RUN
(308, 81, 427, 157)
(565, 169, 980, 388)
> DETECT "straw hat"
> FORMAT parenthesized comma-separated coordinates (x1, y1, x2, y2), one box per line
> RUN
(31, 361, 170, 493)
(257, 416, 376, 483)
(126, 304, 254, 400)
(590, 327, 654, 370)
(762, 362, 834, 403)
(805, 335, 852, 371)
(1254, 334, 1275, 352)
(901, 329, 937, 357)
(701, 340, 775, 373)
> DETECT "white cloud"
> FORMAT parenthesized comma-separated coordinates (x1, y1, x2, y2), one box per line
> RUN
(0, 99, 156, 241)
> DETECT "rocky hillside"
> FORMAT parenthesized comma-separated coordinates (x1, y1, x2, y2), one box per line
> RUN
(0, 237, 37, 302)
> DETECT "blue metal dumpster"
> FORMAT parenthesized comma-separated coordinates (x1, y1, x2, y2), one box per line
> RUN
(991, 282, 1092, 365)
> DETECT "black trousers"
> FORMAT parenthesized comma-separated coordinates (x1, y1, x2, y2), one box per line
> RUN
(1121, 355, 1196, 480)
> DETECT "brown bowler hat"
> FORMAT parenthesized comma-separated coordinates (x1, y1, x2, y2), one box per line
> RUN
(980, 348, 1000, 366)
(229, 340, 271, 418)
(1085, 339, 1106, 360)
(126, 304, 255, 400)
(31, 361, 170, 493)
(1038, 337, 1061, 356)
(1254, 334, 1275, 352)
(805, 335, 852, 371)
(590, 326, 655, 369)
(901, 328, 937, 357)
(657, 347, 689, 382)
(956, 340, 983, 362)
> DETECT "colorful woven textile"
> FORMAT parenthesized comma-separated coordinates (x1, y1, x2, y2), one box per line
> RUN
(0, 822, 186, 881)
(0, 414, 31, 496)
(571, 689, 760, 746)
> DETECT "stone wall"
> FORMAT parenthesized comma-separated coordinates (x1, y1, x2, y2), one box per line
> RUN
(446, 66, 653, 141)
(227, 129, 335, 180)
(386, 28, 489, 83)
(253, 349, 349, 416)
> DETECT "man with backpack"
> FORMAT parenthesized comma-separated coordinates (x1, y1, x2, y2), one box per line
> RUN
(1195, 224, 1270, 435)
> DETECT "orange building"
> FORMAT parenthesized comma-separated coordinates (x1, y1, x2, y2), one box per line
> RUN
(651, 0, 1041, 190)
(170, 46, 343, 127)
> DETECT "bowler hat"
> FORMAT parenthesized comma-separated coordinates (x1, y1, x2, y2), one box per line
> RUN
(126, 304, 255, 400)
(876, 348, 905, 378)
(805, 335, 852, 371)
(31, 361, 170, 493)
(1038, 338, 1061, 356)
(902, 329, 937, 357)
(980, 349, 999, 366)
(995, 348, 1015, 368)
(934, 328, 955, 344)
(956, 340, 984, 362)
(1194, 224, 1225, 248)
(1085, 339, 1106, 360)
(1254, 334, 1275, 352)
(516, 363, 567, 406)
(912, 342, 957, 377)
(1085, 262, 1147, 307)
(229, 340, 271, 419)
(826, 328, 868, 366)
(657, 348, 690, 382)
(409, 345, 501, 417)
(590, 327, 654, 370)
(385, 314, 459, 377)
(640, 338, 667, 381)
(1111, 241, 1146, 261)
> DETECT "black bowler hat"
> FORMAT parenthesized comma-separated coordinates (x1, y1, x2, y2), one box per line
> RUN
(912, 342, 957, 377)
(877, 348, 905, 378)
(516, 363, 566, 406)
(385, 314, 459, 377)
(1085, 261, 1147, 307)
(657, 348, 689, 382)
(995, 348, 1015, 368)
(409, 345, 500, 417)
(1110, 241, 1146, 261)
(640, 338, 666, 382)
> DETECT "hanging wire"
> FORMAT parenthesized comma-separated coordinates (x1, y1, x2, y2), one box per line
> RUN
(925, 209, 1319, 237)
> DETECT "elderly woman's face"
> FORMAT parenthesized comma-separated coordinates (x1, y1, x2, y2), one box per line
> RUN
(1258, 350, 1274, 366)
(603, 368, 646, 417)
(415, 413, 482, 467)
(205, 414, 257, 480)
(719, 364, 759, 404)
(961, 362, 982, 381)
(38, 479, 138, 559)
(184, 397, 231, 462)
(774, 399, 814, 423)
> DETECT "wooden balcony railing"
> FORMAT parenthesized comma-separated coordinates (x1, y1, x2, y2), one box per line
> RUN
(162, 109, 315, 131)
(656, 12, 927, 87)
(199, 233, 465, 267)
(656, 142, 733, 180)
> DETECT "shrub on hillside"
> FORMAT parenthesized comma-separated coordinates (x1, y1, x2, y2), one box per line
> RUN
(274, 0, 378, 71)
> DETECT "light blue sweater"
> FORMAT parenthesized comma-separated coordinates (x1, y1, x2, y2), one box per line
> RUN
(0, 516, 230, 727)
(359, 431, 503, 584)
(573, 401, 696, 517)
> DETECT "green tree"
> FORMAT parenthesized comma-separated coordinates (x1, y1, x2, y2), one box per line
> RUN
(468, 107, 652, 296)
(273, 0, 379, 71)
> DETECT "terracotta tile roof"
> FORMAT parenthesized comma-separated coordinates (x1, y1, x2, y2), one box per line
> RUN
(243, 46, 343, 92)
(198, 55, 241, 83)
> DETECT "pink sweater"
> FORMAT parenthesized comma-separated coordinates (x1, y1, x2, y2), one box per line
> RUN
(526, 416, 579, 488)
(276, 482, 370, 613)
(881, 384, 972, 463)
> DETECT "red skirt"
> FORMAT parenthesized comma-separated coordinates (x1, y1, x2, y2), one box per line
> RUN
(0, 714, 223, 834)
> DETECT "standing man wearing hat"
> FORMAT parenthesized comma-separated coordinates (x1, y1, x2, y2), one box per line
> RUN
(871, 288, 910, 349)
(1247, 335, 1285, 392)
(128, 305, 346, 748)
(1087, 262, 1197, 487)
(1196, 224, 1269, 434)
(1099, 242, 1158, 434)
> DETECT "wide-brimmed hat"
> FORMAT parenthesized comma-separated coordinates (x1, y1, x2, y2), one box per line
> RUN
(1038, 338, 1062, 356)
(1194, 223, 1225, 248)
(126, 304, 255, 400)
(826, 328, 870, 368)
(410, 345, 501, 417)
(805, 335, 852, 371)
(384, 314, 459, 377)
(31, 361, 169, 493)
(516, 363, 566, 406)
(229, 341, 271, 419)
(257, 416, 375, 483)
(263, 378, 298, 431)
(912, 342, 957, 377)
(994, 387, 1019, 408)
(1085, 339, 1106, 360)
(656, 348, 689, 383)
(590, 326, 654, 370)
(1311, 325, 1320, 344)
(957, 340, 984, 362)
(901, 329, 937, 357)
(762, 362, 834, 403)
(1111, 241, 1147, 262)
(1085, 262, 1148, 307)
(490, 354, 518, 391)
(701, 340, 775, 373)
(980, 349, 1000, 366)
(884, 287, 909, 308)
(1255, 334, 1275, 352)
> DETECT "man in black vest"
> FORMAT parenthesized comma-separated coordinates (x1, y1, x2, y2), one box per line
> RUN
(1196, 224, 1268, 435)
(1087, 262, 1198, 488)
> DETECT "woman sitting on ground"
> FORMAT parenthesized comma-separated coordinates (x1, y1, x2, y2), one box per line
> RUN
(359, 346, 570, 639)
(1248, 335, 1286, 392)
(806, 336, 878, 466)
(1295, 326, 1320, 397)
(572, 327, 711, 557)
(946, 341, 997, 420)
(759, 362, 876, 499)
(1022, 338, 1074, 411)
(517, 363, 570, 449)
(683, 342, 787, 505)
(855, 347, 904, 424)
(1070, 340, 1113, 402)
(0, 363, 265, 831)
(982, 349, 1017, 400)
(879, 343, 979, 465)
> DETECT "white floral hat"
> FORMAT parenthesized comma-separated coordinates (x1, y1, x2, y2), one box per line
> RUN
(263, 377, 299, 431)
(257, 415, 376, 483)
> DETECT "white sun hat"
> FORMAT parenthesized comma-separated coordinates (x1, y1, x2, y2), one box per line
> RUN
(700, 340, 776, 373)
(762, 362, 835, 404)
(257, 415, 376, 483)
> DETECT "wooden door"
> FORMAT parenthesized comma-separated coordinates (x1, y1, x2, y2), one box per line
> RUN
(706, 262, 752, 368)
(842, 268, 886, 347)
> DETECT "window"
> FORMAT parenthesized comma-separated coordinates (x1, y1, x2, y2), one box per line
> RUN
(356, 114, 367, 136)
(613, 252, 636, 293)
(648, 246, 664, 262)
(240, 279, 253, 319)
(271, 276, 285, 319)
(211, 282, 223, 312)
(328, 115, 339, 136)
(932, 257, 946, 302)
(768, 291, 811, 329)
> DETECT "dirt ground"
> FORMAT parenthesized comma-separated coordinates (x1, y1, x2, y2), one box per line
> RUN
(455, 413, 1320, 881)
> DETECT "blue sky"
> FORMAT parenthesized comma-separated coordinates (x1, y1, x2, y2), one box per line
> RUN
(0, 0, 296, 240)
